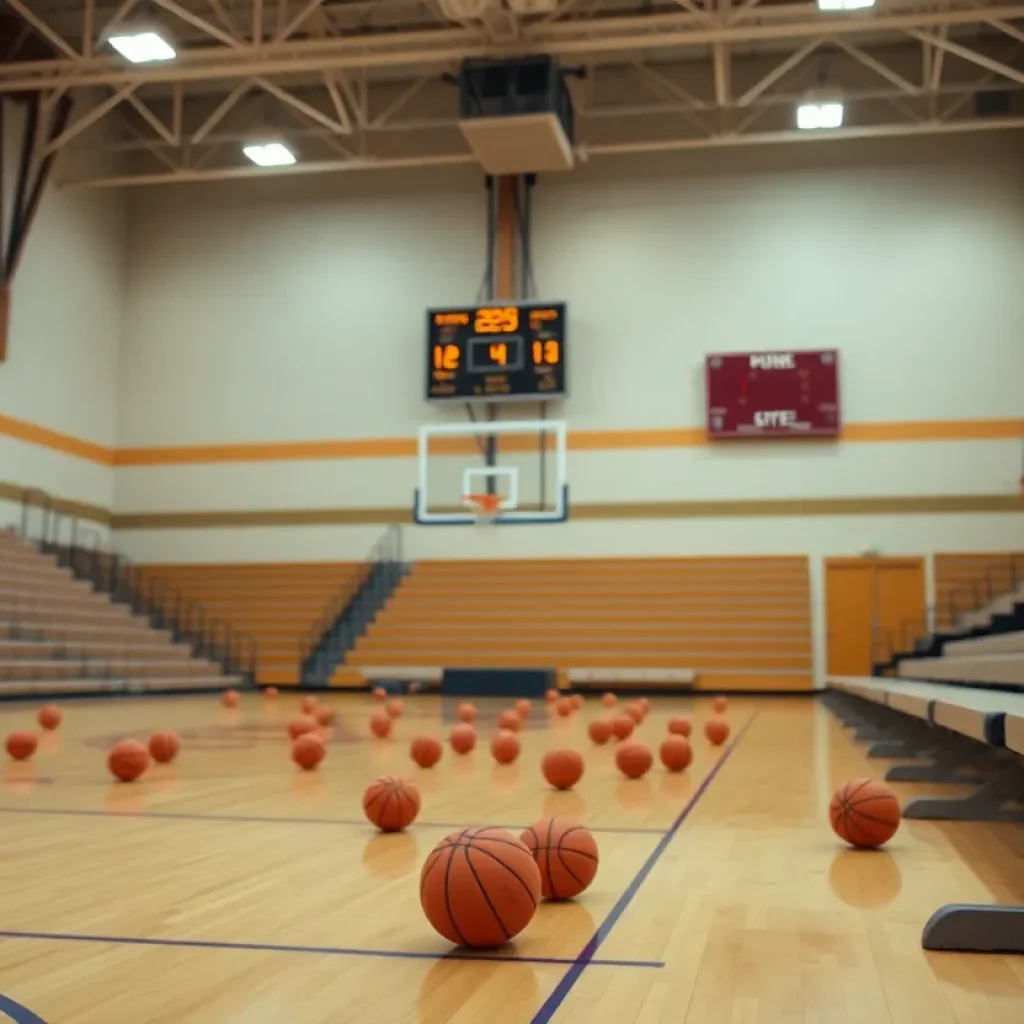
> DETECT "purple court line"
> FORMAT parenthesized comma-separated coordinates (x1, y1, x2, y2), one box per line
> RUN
(0, 993, 47, 1024)
(0, 930, 663, 970)
(531, 712, 759, 1024)
(0, 806, 664, 836)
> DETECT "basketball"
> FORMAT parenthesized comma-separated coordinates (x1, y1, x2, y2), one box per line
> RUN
(611, 715, 635, 741)
(497, 709, 522, 732)
(363, 776, 421, 832)
(420, 827, 541, 947)
(411, 735, 443, 768)
(490, 730, 520, 765)
(545, 689, 558, 701)
(292, 733, 326, 771)
(554, 697, 573, 718)
(108, 740, 150, 782)
(601, 692, 616, 707)
(148, 731, 180, 764)
(624, 702, 644, 724)
(315, 705, 335, 726)
(5, 732, 37, 761)
(830, 778, 901, 849)
(712, 696, 728, 713)
(704, 719, 730, 745)
(300, 695, 318, 714)
(457, 702, 476, 723)
(541, 749, 584, 790)
(265, 687, 278, 699)
(514, 699, 531, 719)
(370, 712, 394, 739)
(638, 697, 650, 714)
(616, 742, 653, 779)
(289, 716, 318, 740)
(37, 704, 62, 731)
(372, 687, 387, 701)
(387, 698, 405, 719)
(521, 817, 599, 900)
(571, 695, 583, 710)
(450, 723, 477, 754)
(221, 689, 239, 708)
(587, 719, 612, 745)
(659, 735, 692, 772)
(668, 715, 692, 737)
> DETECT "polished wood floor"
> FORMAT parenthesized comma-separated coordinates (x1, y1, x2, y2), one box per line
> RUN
(0, 692, 1021, 1023)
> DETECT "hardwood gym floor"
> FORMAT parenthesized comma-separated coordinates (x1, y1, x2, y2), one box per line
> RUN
(0, 693, 1021, 1023)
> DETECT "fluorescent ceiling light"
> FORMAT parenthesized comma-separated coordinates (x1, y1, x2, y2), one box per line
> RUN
(817, 0, 875, 10)
(108, 31, 176, 64)
(796, 101, 844, 130)
(242, 142, 298, 167)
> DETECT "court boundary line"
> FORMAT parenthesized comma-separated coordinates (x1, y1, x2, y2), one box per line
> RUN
(0, 806, 665, 836)
(530, 711, 759, 1024)
(0, 929, 664, 970)
(0, 993, 47, 1024)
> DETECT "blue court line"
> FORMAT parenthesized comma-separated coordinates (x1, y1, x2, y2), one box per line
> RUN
(0, 993, 47, 1024)
(530, 712, 759, 1024)
(0, 806, 665, 836)
(0, 930, 663, 970)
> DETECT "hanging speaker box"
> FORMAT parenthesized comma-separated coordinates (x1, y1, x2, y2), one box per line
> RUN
(458, 56, 575, 175)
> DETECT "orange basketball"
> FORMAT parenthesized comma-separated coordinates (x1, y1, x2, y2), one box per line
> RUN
(292, 733, 326, 771)
(624, 702, 644, 724)
(704, 719, 730, 746)
(221, 689, 239, 708)
(659, 735, 692, 772)
(638, 697, 650, 713)
(108, 740, 150, 782)
(545, 689, 559, 702)
(289, 716, 318, 740)
(411, 734, 443, 768)
(490, 730, 520, 765)
(315, 705, 335, 727)
(387, 698, 404, 719)
(148, 731, 180, 764)
(712, 696, 728, 714)
(420, 827, 540, 947)
(300, 695, 318, 714)
(830, 778, 901, 849)
(450, 724, 477, 754)
(370, 712, 393, 739)
(363, 776, 420, 832)
(616, 742, 653, 780)
(542, 749, 584, 790)
(571, 695, 583, 711)
(611, 715, 635, 741)
(372, 687, 387, 701)
(457, 702, 476, 723)
(5, 731, 37, 761)
(601, 692, 617, 708)
(515, 699, 531, 719)
(265, 686, 278, 699)
(497, 709, 522, 732)
(521, 817, 599, 900)
(554, 697, 573, 718)
(37, 704, 62, 731)
(667, 716, 692, 738)
(587, 719, 613, 745)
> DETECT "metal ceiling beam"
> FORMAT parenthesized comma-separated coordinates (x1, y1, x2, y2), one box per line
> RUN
(151, 0, 245, 48)
(5, 0, 79, 59)
(3, 5, 1024, 91)
(907, 28, 1024, 86)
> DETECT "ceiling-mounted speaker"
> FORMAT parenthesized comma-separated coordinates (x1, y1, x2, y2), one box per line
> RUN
(974, 90, 1011, 116)
(458, 55, 575, 174)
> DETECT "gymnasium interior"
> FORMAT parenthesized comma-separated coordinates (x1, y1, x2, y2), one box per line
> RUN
(0, 0, 1023, 1021)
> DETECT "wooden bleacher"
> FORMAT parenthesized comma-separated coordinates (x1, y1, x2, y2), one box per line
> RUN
(138, 562, 368, 686)
(934, 552, 1024, 628)
(344, 557, 813, 691)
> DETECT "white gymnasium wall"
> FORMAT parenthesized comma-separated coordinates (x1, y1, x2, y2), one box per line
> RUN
(114, 133, 1024, 566)
(0, 98, 125, 536)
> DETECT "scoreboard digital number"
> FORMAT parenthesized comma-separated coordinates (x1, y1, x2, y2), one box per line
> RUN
(705, 349, 840, 439)
(427, 301, 566, 401)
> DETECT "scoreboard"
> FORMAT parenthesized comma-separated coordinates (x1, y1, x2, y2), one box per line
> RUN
(427, 301, 566, 401)
(705, 349, 840, 439)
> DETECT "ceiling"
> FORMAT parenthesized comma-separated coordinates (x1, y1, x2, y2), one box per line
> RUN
(3, 0, 1024, 187)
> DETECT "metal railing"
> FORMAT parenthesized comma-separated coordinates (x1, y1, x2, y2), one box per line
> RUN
(16, 488, 257, 685)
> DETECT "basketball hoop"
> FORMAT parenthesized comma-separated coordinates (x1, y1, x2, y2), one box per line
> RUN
(463, 492, 502, 525)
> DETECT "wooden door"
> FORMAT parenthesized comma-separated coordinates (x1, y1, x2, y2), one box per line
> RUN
(825, 557, 925, 676)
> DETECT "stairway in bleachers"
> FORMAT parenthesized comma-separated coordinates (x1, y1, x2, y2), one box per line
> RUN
(0, 530, 236, 696)
(344, 557, 813, 691)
